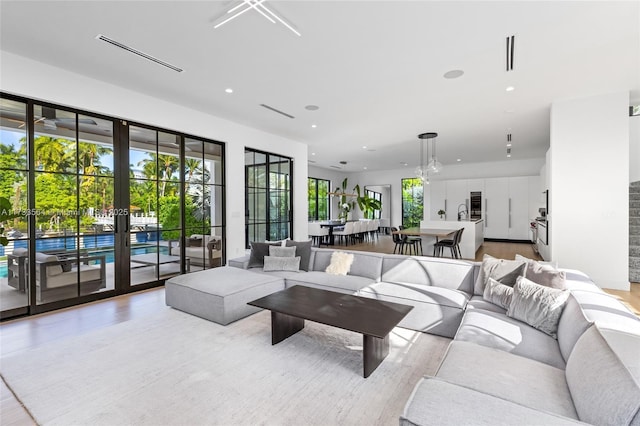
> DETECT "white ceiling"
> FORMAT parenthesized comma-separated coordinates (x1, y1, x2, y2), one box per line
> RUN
(1, 1, 638, 172)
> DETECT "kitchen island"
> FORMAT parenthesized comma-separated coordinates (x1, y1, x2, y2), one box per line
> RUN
(419, 219, 484, 259)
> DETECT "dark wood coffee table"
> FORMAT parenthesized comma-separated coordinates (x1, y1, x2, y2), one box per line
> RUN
(248, 285, 413, 378)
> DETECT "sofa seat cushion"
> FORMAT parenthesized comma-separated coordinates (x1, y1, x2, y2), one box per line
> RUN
(284, 271, 374, 294)
(37, 264, 102, 289)
(465, 295, 507, 314)
(165, 267, 285, 325)
(401, 377, 586, 426)
(455, 308, 565, 369)
(436, 341, 578, 419)
(358, 282, 469, 338)
(359, 281, 469, 309)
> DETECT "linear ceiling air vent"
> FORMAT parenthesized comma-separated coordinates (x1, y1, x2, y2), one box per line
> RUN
(259, 104, 295, 119)
(329, 165, 342, 169)
(95, 34, 184, 73)
(506, 35, 515, 71)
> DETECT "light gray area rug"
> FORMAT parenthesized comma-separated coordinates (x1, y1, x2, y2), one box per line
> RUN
(1, 308, 450, 425)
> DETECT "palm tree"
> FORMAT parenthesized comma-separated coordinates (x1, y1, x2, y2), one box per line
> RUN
(78, 142, 111, 175)
(184, 158, 202, 192)
(34, 136, 73, 171)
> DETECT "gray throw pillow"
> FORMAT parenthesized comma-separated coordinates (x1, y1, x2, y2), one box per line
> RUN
(483, 277, 514, 310)
(285, 240, 312, 271)
(507, 276, 570, 338)
(269, 246, 296, 257)
(248, 242, 280, 268)
(515, 255, 567, 290)
(263, 256, 300, 272)
(474, 254, 526, 295)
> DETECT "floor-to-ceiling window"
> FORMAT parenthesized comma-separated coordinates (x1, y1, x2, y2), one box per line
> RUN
(245, 149, 292, 247)
(402, 177, 423, 228)
(308, 177, 329, 221)
(365, 188, 382, 219)
(0, 93, 225, 319)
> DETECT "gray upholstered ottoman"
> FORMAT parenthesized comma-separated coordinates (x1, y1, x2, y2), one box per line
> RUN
(165, 266, 284, 325)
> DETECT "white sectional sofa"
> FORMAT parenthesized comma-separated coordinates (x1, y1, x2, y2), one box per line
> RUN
(228, 246, 640, 425)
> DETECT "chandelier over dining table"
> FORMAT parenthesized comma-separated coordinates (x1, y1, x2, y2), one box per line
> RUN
(416, 132, 443, 183)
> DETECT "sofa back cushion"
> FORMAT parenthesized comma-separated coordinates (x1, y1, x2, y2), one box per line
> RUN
(556, 293, 593, 362)
(381, 255, 475, 294)
(35, 252, 63, 276)
(311, 249, 383, 281)
(565, 324, 640, 425)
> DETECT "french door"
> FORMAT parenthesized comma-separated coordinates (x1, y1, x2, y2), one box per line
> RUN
(0, 94, 224, 319)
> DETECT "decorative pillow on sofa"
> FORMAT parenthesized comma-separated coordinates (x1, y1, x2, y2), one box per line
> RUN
(483, 277, 514, 310)
(514, 254, 566, 289)
(285, 240, 312, 271)
(269, 246, 296, 257)
(325, 251, 354, 276)
(248, 242, 280, 268)
(474, 254, 526, 295)
(263, 256, 301, 272)
(507, 276, 570, 338)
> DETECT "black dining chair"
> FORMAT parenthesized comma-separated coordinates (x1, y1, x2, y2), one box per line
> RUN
(391, 227, 405, 254)
(398, 225, 422, 256)
(434, 228, 464, 259)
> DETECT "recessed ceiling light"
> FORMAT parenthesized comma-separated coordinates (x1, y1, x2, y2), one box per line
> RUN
(457, 159, 461, 162)
(504, 109, 515, 114)
(225, 88, 233, 93)
(507, 143, 512, 147)
(507, 154, 512, 158)
(401, 162, 408, 166)
(305, 105, 319, 111)
(443, 69, 464, 79)
(362, 146, 367, 149)
(506, 86, 515, 92)
(311, 124, 317, 128)
(363, 166, 368, 170)
(311, 152, 316, 156)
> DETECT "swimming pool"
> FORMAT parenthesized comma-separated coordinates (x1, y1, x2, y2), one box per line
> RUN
(0, 245, 170, 278)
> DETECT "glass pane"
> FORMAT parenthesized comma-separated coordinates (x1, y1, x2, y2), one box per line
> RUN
(1, 97, 29, 311)
(204, 142, 222, 185)
(33, 105, 76, 173)
(0, 98, 28, 170)
(78, 115, 114, 176)
(157, 132, 180, 184)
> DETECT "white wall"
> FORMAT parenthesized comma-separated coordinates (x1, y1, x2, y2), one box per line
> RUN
(631, 115, 640, 183)
(550, 91, 629, 290)
(0, 50, 309, 260)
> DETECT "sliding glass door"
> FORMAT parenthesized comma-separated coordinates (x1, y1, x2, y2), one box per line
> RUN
(0, 93, 225, 319)
(245, 149, 292, 247)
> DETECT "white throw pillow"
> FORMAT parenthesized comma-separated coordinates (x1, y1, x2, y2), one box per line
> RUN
(483, 277, 514, 310)
(325, 251, 354, 276)
(507, 275, 570, 338)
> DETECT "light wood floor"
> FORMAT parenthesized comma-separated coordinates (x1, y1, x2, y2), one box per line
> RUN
(1, 237, 638, 426)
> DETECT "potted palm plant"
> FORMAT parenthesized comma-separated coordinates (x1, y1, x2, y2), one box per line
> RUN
(438, 209, 446, 220)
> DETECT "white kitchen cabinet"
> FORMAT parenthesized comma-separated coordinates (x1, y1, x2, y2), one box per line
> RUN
(484, 178, 509, 238)
(508, 177, 530, 240)
(467, 178, 485, 193)
(446, 179, 469, 220)
(429, 181, 447, 220)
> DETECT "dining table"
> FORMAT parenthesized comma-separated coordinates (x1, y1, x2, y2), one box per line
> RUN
(393, 227, 460, 256)
(319, 220, 350, 246)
